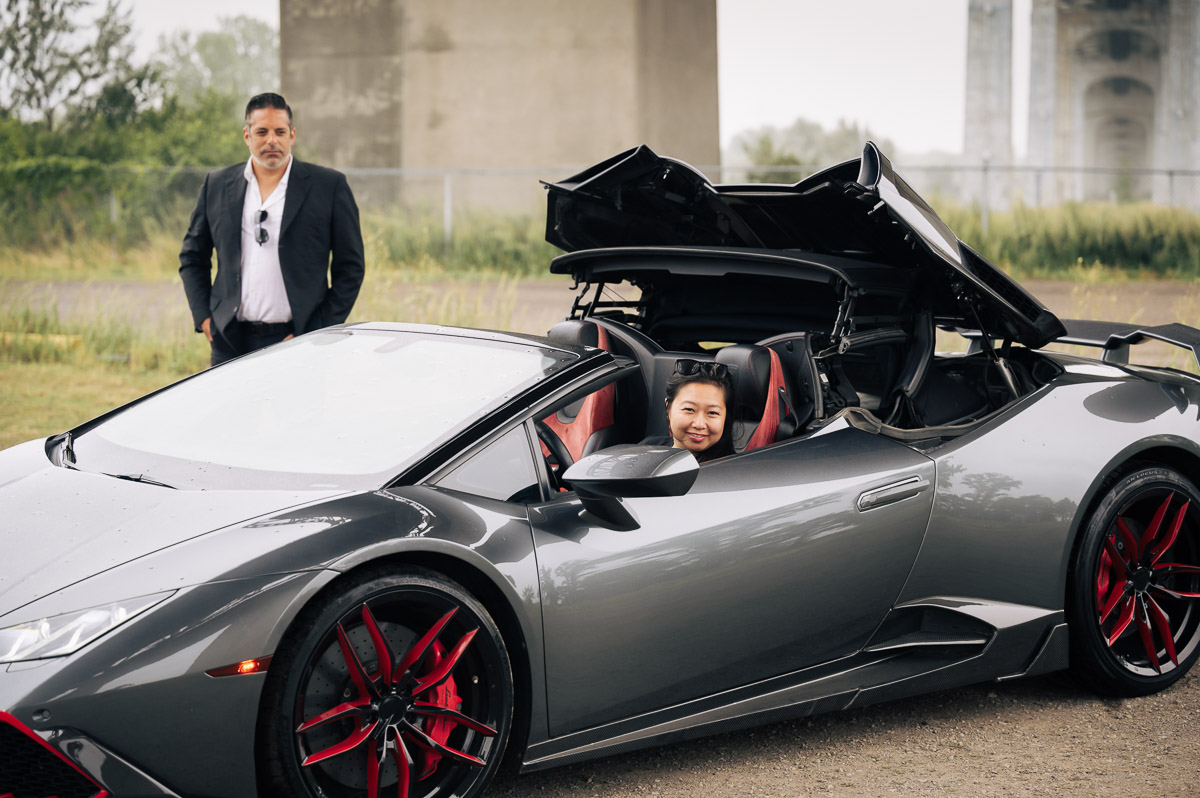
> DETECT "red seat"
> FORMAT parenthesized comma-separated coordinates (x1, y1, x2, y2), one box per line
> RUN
(715, 344, 795, 452)
(544, 321, 617, 461)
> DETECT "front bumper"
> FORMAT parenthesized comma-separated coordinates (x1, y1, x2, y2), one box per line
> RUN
(1, 570, 336, 797)
(1, 711, 109, 798)
(1, 710, 181, 797)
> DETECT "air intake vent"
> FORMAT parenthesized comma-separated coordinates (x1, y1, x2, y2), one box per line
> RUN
(0, 713, 106, 798)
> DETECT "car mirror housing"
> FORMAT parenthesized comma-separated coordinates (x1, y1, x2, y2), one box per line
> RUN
(562, 445, 699, 530)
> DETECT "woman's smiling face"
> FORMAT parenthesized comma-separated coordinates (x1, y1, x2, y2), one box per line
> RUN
(666, 381, 727, 454)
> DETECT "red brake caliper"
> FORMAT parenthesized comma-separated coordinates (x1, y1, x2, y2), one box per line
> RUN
(416, 639, 462, 779)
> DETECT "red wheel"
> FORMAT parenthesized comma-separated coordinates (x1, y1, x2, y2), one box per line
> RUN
(259, 568, 512, 797)
(1070, 467, 1200, 696)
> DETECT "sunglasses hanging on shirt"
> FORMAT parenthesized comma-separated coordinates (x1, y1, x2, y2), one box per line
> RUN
(255, 210, 269, 245)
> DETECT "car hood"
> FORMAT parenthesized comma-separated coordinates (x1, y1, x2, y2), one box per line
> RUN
(543, 142, 1065, 348)
(0, 440, 342, 620)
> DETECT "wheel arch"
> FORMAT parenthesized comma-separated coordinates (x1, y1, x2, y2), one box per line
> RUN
(1060, 443, 1200, 694)
(255, 543, 539, 780)
(1066, 438, 1200, 598)
(367, 549, 536, 771)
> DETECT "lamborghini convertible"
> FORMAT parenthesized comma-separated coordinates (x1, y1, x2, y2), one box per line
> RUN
(3, 144, 1200, 798)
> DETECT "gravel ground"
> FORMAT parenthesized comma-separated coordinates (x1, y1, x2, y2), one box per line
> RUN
(488, 672, 1200, 797)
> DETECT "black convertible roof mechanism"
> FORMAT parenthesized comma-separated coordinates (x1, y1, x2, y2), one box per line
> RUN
(544, 143, 1066, 349)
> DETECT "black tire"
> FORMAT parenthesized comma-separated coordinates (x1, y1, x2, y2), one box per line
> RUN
(1068, 467, 1200, 696)
(258, 567, 513, 798)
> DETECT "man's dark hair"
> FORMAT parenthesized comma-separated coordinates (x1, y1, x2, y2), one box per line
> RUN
(244, 93, 293, 128)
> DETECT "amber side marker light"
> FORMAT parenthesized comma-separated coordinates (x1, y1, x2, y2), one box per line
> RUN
(206, 655, 272, 677)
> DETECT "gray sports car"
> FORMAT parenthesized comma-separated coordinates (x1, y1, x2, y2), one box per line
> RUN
(3, 144, 1200, 798)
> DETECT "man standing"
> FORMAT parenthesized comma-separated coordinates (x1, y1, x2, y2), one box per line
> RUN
(180, 93, 365, 366)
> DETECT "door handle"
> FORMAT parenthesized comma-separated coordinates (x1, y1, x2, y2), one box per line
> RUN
(857, 475, 930, 511)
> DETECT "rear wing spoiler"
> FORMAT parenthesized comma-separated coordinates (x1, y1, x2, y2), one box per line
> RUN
(1054, 319, 1200, 369)
(951, 319, 1200, 373)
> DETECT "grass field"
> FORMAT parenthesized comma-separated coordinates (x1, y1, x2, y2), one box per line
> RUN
(0, 210, 560, 282)
(6, 201, 1200, 282)
(7, 277, 1200, 452)
(0, 362, 176, 449)
(5, 200, 1200, 454)
(0, 273, 532, 449)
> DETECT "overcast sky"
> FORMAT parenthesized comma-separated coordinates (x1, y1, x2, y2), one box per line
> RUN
(126, 0, 1033, 157)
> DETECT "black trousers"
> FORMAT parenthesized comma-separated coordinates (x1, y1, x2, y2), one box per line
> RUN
(209, 321, 293, 367)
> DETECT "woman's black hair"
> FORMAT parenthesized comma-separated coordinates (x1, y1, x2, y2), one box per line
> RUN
(664, 360, 735, 461)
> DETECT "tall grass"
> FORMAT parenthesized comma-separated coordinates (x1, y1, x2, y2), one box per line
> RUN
(0, 275, 526, 448)
(0, 282, 208, 373)
(938, 202, 1200, 279)
(0, 208, 560, 282)
(363, 210, 559, 278)
(0, 277, 521, 378)
(0, 163, 206, 253)
(4, 200, 1200, 283)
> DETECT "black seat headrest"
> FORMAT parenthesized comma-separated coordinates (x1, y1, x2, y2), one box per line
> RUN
(715, 344, 772, 417)
(548, 319, 604, 349)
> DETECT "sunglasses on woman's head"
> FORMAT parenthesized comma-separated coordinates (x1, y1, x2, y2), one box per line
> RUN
(674, 359, 728, 379)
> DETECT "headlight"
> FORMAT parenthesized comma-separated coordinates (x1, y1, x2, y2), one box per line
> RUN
(0, 592, 174, 663)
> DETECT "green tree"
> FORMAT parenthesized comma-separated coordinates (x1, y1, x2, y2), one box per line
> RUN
(0, 0, 140, 130)
(154, 15, 280, 105)
(816, 119, 895, 164)
(735, 117, 898, 183)
(742, 133, 806, 183)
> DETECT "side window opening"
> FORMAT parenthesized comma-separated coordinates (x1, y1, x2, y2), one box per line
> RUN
(533, 367, 646, 495)
(433, 425, 540, 503)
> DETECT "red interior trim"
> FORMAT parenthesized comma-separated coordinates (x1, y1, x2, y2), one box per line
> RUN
(745, 348, 786, 451)
(542, 327, 615, 461)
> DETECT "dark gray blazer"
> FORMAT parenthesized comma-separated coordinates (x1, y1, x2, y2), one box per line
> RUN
(179, 159, 365, 341)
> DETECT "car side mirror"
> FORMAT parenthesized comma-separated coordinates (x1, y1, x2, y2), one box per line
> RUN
(561, 445, 699, 530)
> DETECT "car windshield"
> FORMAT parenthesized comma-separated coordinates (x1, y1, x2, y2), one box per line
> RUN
(73, 328, 573, 490)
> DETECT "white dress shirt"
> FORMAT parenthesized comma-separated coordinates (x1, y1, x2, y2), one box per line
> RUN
(237, 156, 293, 323)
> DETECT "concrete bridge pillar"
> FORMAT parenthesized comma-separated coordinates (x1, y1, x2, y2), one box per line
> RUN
(963, 0, 1014, 210)
(279, 0, 719, 210)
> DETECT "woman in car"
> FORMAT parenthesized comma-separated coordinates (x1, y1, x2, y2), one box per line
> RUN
(644, 360, 734, 462)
